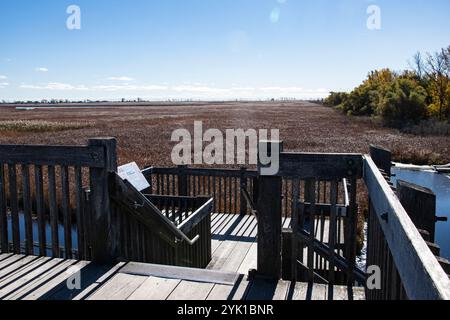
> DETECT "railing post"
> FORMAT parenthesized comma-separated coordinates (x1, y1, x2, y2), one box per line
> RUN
(178, 165, 188, 196)
(88, 138, 118, 264)
(281, 229, 293, 280)
(396, 180, 437, 243)
(239, 167, 247, 215)
(256, 140, 283, 279)
(369, 145, 392, 177)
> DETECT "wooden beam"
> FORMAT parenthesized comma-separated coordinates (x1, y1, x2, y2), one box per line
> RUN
(268, 152, 363, 179)
(363, 156, 450, 300)
(0, 144, 106, 167)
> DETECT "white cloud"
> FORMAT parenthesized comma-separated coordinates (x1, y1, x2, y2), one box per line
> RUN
(0, 82, 9, 88)
(0, 75, 7, 80)
(17, 81, 329, 99)
(93, 84, 167, 91)
(20, 82, 88, 91)
(35, 67, 49, 72)
(107, 76, 135, 81)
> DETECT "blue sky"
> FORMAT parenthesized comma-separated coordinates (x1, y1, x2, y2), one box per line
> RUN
(0, 0, 449, 101)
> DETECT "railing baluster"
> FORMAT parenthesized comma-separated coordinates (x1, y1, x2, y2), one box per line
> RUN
(8, 164, 20, 254)
(21, 164, 33, 255)
(0, 164, 7, 253)
(291, 178, 300, 281)
(307, 179, 316, 282)
(328, 180, 338, 289)
(48, 165, 59, 257)
(74, 166, 85, 259)
(346, 178, 358, 288)
(34, 165, 46, 256)
(61, 166, 72, 259)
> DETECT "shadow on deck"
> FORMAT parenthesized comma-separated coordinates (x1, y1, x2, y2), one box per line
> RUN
(0, 213, 364, 301)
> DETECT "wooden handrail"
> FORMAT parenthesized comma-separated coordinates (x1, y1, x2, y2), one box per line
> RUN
(364, 155, 450, 300)
(111, 172, 209, 246)
(142, 166, 258, 178)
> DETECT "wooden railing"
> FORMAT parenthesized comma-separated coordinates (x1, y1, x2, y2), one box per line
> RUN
(281, 178, 364, 286)
(143, 166, 342, 224)
(1, 138, 449, 299)
(0, 138, 213, 268)
(364, 155, 450, 300)
(256, 141, 450, 300)
(0, 138, 115, 261)
(142, 166, 258, 216)
(263, 148, 364, 287)
(110, 173, 213, 268)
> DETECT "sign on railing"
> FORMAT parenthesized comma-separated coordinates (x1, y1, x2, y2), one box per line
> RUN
(118, 162, 150, 192)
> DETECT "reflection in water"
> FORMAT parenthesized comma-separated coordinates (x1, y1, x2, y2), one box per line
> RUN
(7, 214, 77, 256)
(392, 168, 450, 260)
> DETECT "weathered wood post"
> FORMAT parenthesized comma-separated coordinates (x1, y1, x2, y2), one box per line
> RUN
(239, 167, 247, 215)
(281, 228, 293, 280)
(397, 180, 437, 242)
(88, 138, 118, 264)
(396, 180, 450, 276)
(256, 140, 283, 279)
(369, 145, 392, 177)
(177, 165, 188, 196)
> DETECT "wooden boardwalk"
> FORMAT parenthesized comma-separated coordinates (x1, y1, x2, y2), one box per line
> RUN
(0, 214, 364, 300)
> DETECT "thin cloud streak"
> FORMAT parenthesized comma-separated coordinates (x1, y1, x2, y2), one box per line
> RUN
(17, 82, 329, 99)
(107, 76, 135, 81)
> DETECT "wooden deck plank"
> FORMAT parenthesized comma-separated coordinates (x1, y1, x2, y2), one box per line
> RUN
(230, 215, 251, 237)
(46, 262, 126, 300)
(288, 282, 327, 300)
(0, 254, 25, 269)
(18, 261, 90, 300)
(0, 255, 40, 280)
(0, 256, 55, 288)
(206, 284, 234, 300)
(220, 240, 253, 273)
(228, 275, 251, 300)
(0, 258, 71, 299)
(209, 215, 254, 271)
(325, 285, 366, 300)
(4, 259, 78, 300)
(212, 214, 237, 236)
(242, 218, 257, 238)
(246, 277, 290, 301)
(167, 280, 214, 300)
(208, 240, 239, 271)
(120, 262, 239, 286)
(211, 213, 231, 233)
(128, 276, 181, 300)
(88, 273, 147, 300)
(237, 242, 257, 275)
(211, 214, 242, 253)
(0, 253, 14, 263)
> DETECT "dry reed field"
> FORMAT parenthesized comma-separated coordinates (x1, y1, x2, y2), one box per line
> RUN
(0, 101, 448, 167)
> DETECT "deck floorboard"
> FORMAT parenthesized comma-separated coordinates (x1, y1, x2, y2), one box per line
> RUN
(0, 213, 364, 301)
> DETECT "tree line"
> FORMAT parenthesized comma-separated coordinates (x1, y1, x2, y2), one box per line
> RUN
(325, 45, 450, 129)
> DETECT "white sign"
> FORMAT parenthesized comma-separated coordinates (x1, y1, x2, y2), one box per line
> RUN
(118, 162, 150, 192)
